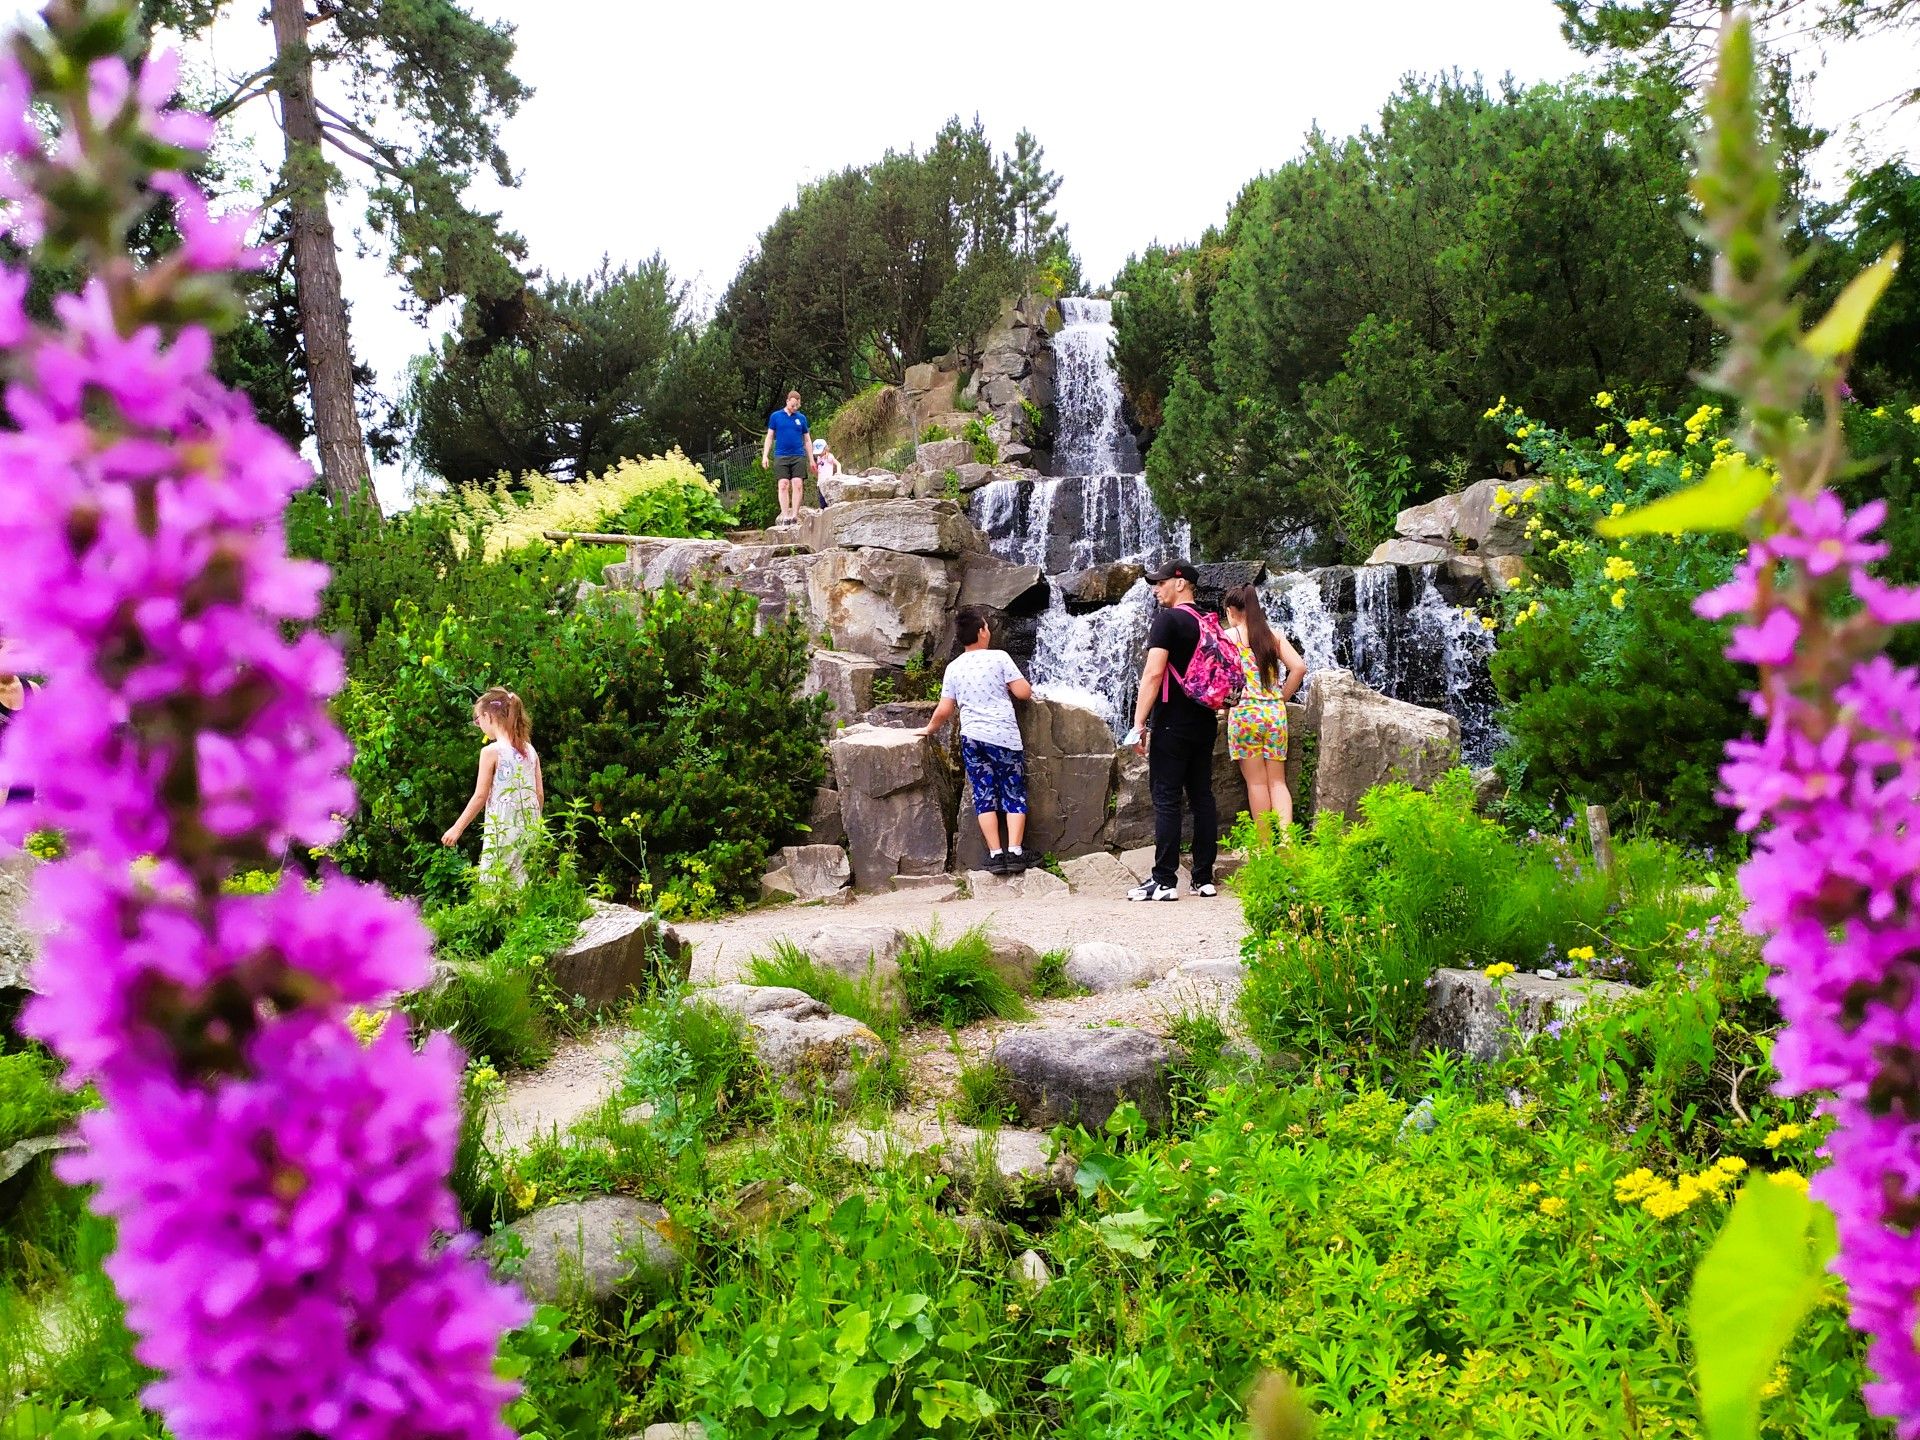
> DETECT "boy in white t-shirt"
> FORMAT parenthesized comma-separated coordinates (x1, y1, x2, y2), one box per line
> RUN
(919, 606, 1033, 874)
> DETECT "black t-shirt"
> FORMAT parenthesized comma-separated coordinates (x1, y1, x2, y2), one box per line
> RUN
(1147, 605, 1217, 737)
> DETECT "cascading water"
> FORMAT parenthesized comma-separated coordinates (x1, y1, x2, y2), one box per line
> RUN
(970, 294, 1500, 761)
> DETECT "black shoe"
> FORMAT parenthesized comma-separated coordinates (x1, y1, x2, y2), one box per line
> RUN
(986, 851, 1011, 876)
(1007, 851, 1032, 872)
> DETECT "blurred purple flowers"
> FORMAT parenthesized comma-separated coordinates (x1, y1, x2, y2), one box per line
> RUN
(0, 18, 523, 1440)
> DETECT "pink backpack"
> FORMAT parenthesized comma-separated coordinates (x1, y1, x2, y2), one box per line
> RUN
(1162, 604, 1246, 712)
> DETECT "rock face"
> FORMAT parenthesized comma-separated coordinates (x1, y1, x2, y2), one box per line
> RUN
(830, 725, 956, 890)
(1366, 539, 1453, 567)
(1393, 477, 1530, 558)
(994, 1027, 1174, 1131)
(808, 786, 846, 849)
(499, 1197, 687, 1306)
(957, 554, 1047, 614)
(1102, 748, 1154, 851)
(778, 845, 852, 901)
(1304, 669, 1460, 820)
(801, 499, 984, 558)
(705, 984, 887, 1100)
(1063, 941, 1162, 992)
(952, 692, 1117, 871)
(1, 852, 39, 1003)
(804, 651, 882, 728)
(914, 438, 975, 475)
(1417, 968, 1639, 1063)
(808, 548, 957, 666)
(1058, 561, 1145, 608)
(547, 902, 687, 1009)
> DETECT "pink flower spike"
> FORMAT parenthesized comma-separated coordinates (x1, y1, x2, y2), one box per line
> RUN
(1728, 606, 1801, 666)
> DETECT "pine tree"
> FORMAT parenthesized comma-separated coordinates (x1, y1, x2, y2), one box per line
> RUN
(1003, 128, 1061, 260)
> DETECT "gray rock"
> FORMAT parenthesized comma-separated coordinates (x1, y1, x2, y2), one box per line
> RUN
(641, 1424, 708, 1440)
(820, 473, 906, 505)
(548, 902, 687, 1009)
(801, 499, 984, 558)
(1102, 748, 1155, 851)
(1058, 851, 1139, 896)
(1415, 968, 1639, 1063)
(779, 844, 852, 900)
(864, 701, 940, 730)
(798, 923, 907, 1004)
(834, 1117, 1076, 1199)
(804, 651, 881, 728)
(915, 438, 975, 474)
(498, 1197, 687, 1307)
(1366, 539, 1454, 566)
(1302, 668, 1459, 821)
(705, 984, 887, 1101)
(1195, 560, 1268, 596)
(1057, 562, 1144, 607)
(964, 866, 1071, 902)
(808, 786, 846, 849)
(1012, 1248, 1052, 1290)
(994, 1026, 1174, 1131)
(984, 935, 1042, 990)
(957, 554, 1047, 614)
(1470, 766, 1506, 812)
(808, 548, 958, 666)
(1175, 957, 1247, 985)
(953, 692, 1116, 871)
(1394, 492, 1460, 545)
(1452, 477, 1533, 556)
(759, 866, 798, 902)
(831, 725, 956, 890)
(1064, 941, 1162, 992)
(888, 874, 963, 902)
(0, 852, 40, 999)
(601, 539, 734, 592)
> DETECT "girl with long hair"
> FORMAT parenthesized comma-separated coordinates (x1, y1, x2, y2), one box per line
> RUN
(1221, 585, 1308, 845)
(441, 686, 544, 885)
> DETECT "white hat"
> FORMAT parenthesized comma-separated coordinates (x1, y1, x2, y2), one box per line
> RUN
(812, 438, 827, 454)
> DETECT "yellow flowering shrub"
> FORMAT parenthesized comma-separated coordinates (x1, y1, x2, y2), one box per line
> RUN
(447, 450, 732, 561)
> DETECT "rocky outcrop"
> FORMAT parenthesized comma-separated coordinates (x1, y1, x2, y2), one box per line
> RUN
(1058, 850, 1138, 896)
(952, 692, 1117, 872)
(766, 845, 851, 902)
(801, 499, 984, 559)
(808, 549, 958, 666)
(964, 866, 1070, 901)
(1303, 668, 1460, 820)
(957, 555, 1047, 615)
(1366, 539, 1453, 566)
(1394, 477, 1531, 559)
(1063, 941, 1162, 992)
(705, 984, 886, 1100)
(498, 1197, 688, 1307)
(819, 472, 907, 506)
(1058, 562, 1143, 608)
(1416, 968, 1639, 1063)
(803, 651, 881, 728)
(830, 725, 956, 890)
(808, 786, 846, 849)
(1, 852, 39, 1005)
(994, 1026, 1174, 1132)
(835, 1116, 1077, 1200)
(547, 902, 687, 1009)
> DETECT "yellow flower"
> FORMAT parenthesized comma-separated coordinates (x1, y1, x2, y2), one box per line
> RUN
(1611, 588, 1627, 609)
(1567, 946, 1596, 962)
(420, 654, 433, 666)
(1610, 502, 1627, 517)
(1538, 528, 1558, 541)
(1586, 482, 1606, 499)
(1484, 396, 1508, 419)
(1515, 425, 1533, 439)
(1766, 1170, 1811, 1194)
(1760, 1364, 1789, 1400)
(1520, 484, 1539, 502)
(1764, 1123, 1804, 1149)
(1506, 576, 1524, 589)
(1594, 391, 1614, 409)
(1907, 405, 1920, 423)
(1614, 452, 1636, 473)
(1601, 442, 1617, 456)
(1480, 616, 1497, 631)
(1872, 405, 1889, 419)
(1538, 1196, 1569, 1218)
(1494, 485, 1514, 507)
(1483, 962, 1516, 980)
(1603, 556, 1639, 582)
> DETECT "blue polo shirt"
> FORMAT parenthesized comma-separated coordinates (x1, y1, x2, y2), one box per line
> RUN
(767, 408, 810, 457)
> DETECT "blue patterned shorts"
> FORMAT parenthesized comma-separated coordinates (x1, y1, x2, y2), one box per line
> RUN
(961, 737, 1027, 816)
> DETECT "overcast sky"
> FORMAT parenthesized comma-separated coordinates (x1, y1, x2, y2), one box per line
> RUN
(10, 1, 1919, 507)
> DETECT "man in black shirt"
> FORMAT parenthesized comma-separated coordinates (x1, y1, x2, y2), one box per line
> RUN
(1125, 559, 1218, 900)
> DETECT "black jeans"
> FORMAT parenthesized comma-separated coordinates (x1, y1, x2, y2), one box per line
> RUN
(1149, 721, 1217, 889)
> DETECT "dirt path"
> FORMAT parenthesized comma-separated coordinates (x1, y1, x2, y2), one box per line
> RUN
(493, 877, 1251, 1154)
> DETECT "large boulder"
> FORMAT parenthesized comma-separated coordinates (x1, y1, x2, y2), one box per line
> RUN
(705, 984, 886, 1100)
(1058, 562, 1144, 608)
(1303, 669, 1460, 820)
(1063, 941, 1163, 992)
(803, 651, 881, 728)
(1366, 539, 1453, 567)
(1394, 478, 1530, 557)
(994, 1027, 1174, 1132)
(915, 438, 975, 474)
(498, 1197, 687, 1307)
(835, 1117, 1076, 1201)
(548, 902, 687, 1009)
(802, 499, 984, 558)
(830, 725, 956, 890)
(953, 693, 1117, 871)
(777, 845, 852, 901)
(602, 538, 735, 591)
(808, 549, 958, 666)
(1102, 747, 1154, 851)
(1416, 968, 1639, 1063)
(808, 786, 846, 849)
(957, 555, 1047, 615)
(1058, 851, 1138, 896)
(819, 473, 907, 505)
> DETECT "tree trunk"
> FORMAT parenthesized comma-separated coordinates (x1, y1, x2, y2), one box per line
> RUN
(270, 0, 375, 511)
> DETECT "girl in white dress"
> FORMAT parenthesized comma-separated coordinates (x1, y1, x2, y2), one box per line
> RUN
(441, 686, 544, 885)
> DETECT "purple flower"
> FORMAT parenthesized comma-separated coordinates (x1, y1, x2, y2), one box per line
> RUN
(1770, 493, 1889, 577)
(0, 28, 523, 1440)
(1729, 607, 1802, 666)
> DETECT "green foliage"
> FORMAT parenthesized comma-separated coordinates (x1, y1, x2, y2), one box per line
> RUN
(407, 257, 736, 485)
(951, 1057, 1018, 1126)
(824, 382, 904, 470)
(918, 423, 952, 443)
(1030, 947, 1084, 999)
(334, 580, 827, 907)
(1485, 403, 1753, 843)
(619, 987, 769, 1151)
(897, 925, 1028, 1028)
(1130, 76, 1712, 559)
(1235, 773, 1720, 1066)
(961, 416, 998, 465)
(747, 941, 901, 1040)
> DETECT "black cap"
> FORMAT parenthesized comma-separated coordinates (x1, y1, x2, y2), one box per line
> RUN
(1145, 558, 1199, 586)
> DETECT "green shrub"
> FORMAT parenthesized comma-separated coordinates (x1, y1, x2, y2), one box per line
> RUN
(918, 422, 951, 443)
(619, 987, 768, 1150)
(825, 382, 902, 469)
(897, 925, 1027, 1027)
(961, 415, 998, 465)
(335, 581, 828, 908)
(952, 1056, 1018, 1126)
(730, 460, 779, 530)
(746, 940, 900, 1038)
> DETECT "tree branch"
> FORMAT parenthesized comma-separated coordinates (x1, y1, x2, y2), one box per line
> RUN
(207, 64, 277, 120)
(319, 124, 404, 180)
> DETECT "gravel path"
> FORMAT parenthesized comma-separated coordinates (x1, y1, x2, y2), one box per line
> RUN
(493, 875, 1251, 1154)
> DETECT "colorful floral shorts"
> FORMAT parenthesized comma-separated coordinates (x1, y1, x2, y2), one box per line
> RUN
(961, 737, 1028, 815)
(1228, 697, 1288, 762)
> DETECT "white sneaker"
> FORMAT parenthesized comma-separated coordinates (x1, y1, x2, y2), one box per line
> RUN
(1192, 883, 1218, 898)
(1126, 880, 1178, 902)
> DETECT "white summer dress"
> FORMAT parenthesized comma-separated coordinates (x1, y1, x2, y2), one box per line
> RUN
(480, 738, 540, 885)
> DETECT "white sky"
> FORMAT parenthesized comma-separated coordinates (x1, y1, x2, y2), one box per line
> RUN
(7, 0, 1918, 508)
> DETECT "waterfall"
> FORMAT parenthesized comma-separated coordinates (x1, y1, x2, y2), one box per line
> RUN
(1050, 298, 1139, 476)
(1030, 580, 1157, 732)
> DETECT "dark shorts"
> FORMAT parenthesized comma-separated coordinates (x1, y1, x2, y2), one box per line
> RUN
(773, 454, 808, 480)
(961, 737, 1027, 816)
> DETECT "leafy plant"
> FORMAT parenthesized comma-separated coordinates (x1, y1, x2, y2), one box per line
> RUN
(961, 416, 998, 465)
(746, 940, 900, 1039)
(897, 925, 1027, 1028)
(918, 423, 952, 444)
